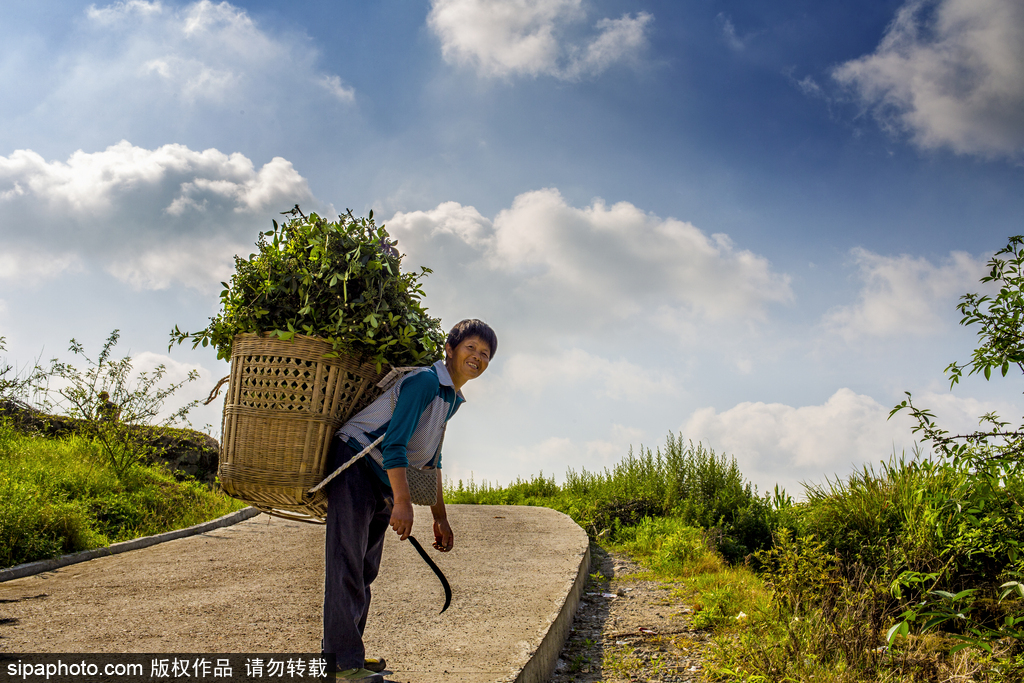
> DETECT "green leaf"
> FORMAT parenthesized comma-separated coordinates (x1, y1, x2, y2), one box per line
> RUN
(886, 622, 908, 643)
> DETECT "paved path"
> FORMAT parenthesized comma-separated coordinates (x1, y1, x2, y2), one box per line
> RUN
(0, 505, 590, 683)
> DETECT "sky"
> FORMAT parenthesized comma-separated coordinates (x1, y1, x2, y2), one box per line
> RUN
(2, 0, 1024, 496)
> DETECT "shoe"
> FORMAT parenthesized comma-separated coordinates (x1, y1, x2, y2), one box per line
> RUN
(332, 668, 384, 682)
(364, 658, 386, 673)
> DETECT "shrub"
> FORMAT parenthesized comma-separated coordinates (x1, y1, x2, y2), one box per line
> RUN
(887, 235, 1024, 654)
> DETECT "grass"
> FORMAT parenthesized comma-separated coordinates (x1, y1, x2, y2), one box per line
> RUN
(0, 418, 244, 569)
(446, 433, 782, 561)
(446, 434, 1024, 682)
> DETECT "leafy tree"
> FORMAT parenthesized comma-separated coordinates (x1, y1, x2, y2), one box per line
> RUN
(888, 235, 1024, 653)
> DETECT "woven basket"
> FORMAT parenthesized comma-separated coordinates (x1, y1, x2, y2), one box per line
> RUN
(219, 333, 387, 522)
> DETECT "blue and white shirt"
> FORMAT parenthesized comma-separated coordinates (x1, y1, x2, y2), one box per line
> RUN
(336, 359, 465, 488)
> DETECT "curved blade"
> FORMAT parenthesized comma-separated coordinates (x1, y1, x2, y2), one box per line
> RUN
(407, 535, 452, 613)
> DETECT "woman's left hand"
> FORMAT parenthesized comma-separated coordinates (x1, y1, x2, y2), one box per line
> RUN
(432, 517, 454, 552)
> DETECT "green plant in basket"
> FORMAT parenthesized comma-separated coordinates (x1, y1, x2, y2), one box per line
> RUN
(169, 206, 446, 370)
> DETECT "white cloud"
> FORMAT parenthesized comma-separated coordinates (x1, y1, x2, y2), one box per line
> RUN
(318, 74, 356, 103)
(132, 350, 207, 384)
(0, 142, 310, 215)
(717, 13, 745, 52)
(105, 240, 239, 292)
(427, 0, 652, 80)
(28, 0, 353, 134)
(0, 249, 85, 284)
(0, 141, 323, 290)
(823, 247, 987, 340)
(386, 189, 792, 343)
(686, 389, 905, 472)
(833, 0, 1024, 158)
(500, 349, 677, 401)
(683, 387, 1018, 495)
(86, 0, 164, 25)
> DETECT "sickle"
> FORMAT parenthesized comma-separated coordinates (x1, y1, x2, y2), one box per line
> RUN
(407, 536, 452, 613)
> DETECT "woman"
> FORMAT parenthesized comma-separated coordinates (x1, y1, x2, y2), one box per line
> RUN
(322, 319, 497, 682)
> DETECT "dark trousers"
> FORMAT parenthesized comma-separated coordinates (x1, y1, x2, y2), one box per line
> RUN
(322, 439, 392, 669)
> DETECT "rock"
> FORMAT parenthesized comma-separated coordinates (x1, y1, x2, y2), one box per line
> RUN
(0, 399, 81, 438)
(140, 426, 220, 486)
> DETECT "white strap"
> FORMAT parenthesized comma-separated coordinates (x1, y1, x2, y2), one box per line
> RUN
(308, 433, 385, 493)
(309, 366, 420, 494)
(376, 366, 420, 390)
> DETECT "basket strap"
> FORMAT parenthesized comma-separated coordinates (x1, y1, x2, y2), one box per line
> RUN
(308, 365, 423, 495)
(308, 433, 385, 494)
(376, 366, 421, 390)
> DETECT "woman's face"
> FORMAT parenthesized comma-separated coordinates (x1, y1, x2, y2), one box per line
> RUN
(445, 335, 491, 388)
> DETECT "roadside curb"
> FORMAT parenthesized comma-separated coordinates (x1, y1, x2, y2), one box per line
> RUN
(0, 506, 262, 583)
(514, 535, 592, 683)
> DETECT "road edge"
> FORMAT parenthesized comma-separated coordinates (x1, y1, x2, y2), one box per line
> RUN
(0, 506, 262, 583)
(513, 530, 592, 683)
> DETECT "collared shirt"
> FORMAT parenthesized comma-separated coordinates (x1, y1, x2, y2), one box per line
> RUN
(336, 359, 465, 488)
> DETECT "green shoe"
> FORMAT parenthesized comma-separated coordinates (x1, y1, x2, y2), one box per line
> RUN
(364, 658, 386, 673)
(332, 668, 384, 682)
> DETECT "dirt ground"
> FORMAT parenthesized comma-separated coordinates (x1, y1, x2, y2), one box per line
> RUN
(550, 545, 711, 683)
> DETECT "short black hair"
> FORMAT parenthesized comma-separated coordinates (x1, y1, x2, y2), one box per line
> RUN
(446, 319, 497, 358)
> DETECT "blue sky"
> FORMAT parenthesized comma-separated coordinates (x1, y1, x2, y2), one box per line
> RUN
(2, 0, 1023, 495)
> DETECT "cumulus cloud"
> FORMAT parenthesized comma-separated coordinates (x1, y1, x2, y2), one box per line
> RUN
(823, 247, 988, 340)
(386, 189, 792, 341)
(684, 387, 1019, 494)
(26, 0, 353, 134)
(86, 0, 164, 25)
(0, 141, 323, 291)
(427, 0, 652, 79)
(318, 74, 356, 103)
(833, 0, 1024, 158)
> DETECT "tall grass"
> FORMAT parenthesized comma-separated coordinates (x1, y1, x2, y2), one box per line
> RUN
(446, 433, 785, 561)
(799, 456, 960, 580)
(0, 418, 243, 568)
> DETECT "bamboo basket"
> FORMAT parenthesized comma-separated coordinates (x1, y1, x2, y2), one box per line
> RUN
(218, 333, 387, 522)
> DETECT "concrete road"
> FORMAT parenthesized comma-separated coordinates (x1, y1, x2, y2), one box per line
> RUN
(0, 505, 590, 683)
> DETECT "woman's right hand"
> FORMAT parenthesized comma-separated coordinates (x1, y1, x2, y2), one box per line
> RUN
(389, 498, 414, 540)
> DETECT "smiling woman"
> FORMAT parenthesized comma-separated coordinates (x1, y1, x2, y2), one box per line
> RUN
(323, 318, 497, 680)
